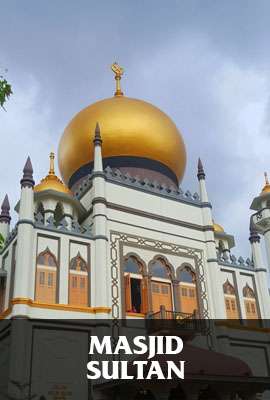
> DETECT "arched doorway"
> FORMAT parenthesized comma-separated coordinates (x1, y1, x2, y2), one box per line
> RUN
(178, 265, 198, 315)
(124, 254, 148, 315)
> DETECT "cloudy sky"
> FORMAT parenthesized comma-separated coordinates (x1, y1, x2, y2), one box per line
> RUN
(1, 1, 270, 258)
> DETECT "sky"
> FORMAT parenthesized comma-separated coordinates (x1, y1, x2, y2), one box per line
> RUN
(1, 0, 270, 258)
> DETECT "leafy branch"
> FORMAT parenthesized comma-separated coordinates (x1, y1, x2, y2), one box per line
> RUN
(0, 69, 12, 110)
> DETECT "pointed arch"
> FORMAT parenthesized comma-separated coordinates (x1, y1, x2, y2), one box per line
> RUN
(243, 283, 258, 320)
(35, 247, 58, 304)
(177, 263, 198, 315)
(223, 279, 239, 320)
(124, 253, 146, 275)
(149, 255, 175, 279)
(223, 279, 235, 295)
(243, 283, 255, 298)
(149, 255, 174, 314)
(69, 252, 89, 307)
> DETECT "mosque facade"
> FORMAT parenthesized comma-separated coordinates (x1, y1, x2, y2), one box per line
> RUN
(0, 66, 270, 322)
(1, 65, 270, 399)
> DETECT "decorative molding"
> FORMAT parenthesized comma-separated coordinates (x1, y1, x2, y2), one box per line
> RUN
(74, 167, 206, 208)
(110, 230, 210, 321)
(8, 298, 111, 314)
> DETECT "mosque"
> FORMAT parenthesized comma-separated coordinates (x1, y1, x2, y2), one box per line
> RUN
(0, 64, 270, 399)
(0, 63, 269, 321)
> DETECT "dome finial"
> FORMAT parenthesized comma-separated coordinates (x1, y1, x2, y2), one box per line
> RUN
(265, 171, 269, 185)
(111, 62, 124, 96)
(49, 152, 55, 175)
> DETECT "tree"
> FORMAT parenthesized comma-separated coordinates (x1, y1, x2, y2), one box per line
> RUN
(0, 69, 12, 110)
(0, 233, 4, 249)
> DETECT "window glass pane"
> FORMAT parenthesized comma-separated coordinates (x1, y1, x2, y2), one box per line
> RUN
(48, 273, 53, 287)
(39, 272, 45, 285)
(152, 283, 160, 293)
(80, 278, 85, 289)
(181, 287, 188, 296)
(151, 260, 168, 278)
(179, 269, 194, 283)
(161, 285, 169, 294)
(72, 276, 77, 288)
(125, 257, 141, 274)
(189, 289, 195, 297)
(246, 303, 250, 313)
(225, 299, 230, 310)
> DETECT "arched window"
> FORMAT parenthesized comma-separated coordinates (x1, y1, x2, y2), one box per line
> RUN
(150, 256, 173, 314)
(35, 248, 58, 304)
(35, 202, 45, 222)
(150, 258, 172, 279)
(124, 255, 148, 315)
(243, 284, 258, 320)
(179, 266, 196, 284)
(69, 253, 89, 307)
(178, 265, 198, 315)
(54, 202, 64, 227)
(223, 279, 239, 320)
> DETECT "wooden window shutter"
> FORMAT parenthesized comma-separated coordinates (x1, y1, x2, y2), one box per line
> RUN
(141, 277, 149, 314)
(125, 274, 132, 312)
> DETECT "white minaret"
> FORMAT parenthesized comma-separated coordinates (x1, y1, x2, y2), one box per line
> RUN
(13, 157, 35, 302)
(92, 123, 109, 310)
(250, 172, 270, 270)
(249, 225, 270, 318)
(0, 194, 11, 241)
(197, 158, 226, 318)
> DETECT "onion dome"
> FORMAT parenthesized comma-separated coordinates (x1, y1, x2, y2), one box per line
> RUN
(260, 172, 270, 195)
(213, 222, 225, 233)
(58, 64, 186, 190)
(34, 152, 71, 194)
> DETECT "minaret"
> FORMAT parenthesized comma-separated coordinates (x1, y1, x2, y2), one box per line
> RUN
(197, 158, 226, 318)
(92, 123, 109, 310)
(197, 158, 208, 202)
(250, 172, 270, 270)
(0, 194, 11, 241)
(13, 157, 35, 303)
(249, 223, 270, 318)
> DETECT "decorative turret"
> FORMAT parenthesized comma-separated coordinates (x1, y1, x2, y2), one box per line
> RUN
(92, 123, 109, 310)
(197, 158, 205, 181)
(0, 194, 11, 240)
(13, 157, 35, 305)
(249, 220, 270, 318)
(197, 158, 209, 203)
(250, 172, 270, 269)
(21, 156, 35, 189)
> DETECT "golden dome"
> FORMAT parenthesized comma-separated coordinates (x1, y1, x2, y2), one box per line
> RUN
(261, 172, 270, 195)
(35, 153, 71, 195)
(213, 222, 225, 233)
(58, 66, 186, 188)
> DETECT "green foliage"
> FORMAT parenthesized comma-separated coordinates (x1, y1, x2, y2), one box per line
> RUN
(0, 75, 12, 110)
(0, 233, 4, 249)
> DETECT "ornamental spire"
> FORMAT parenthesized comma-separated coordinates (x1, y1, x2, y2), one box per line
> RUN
(111, 62, 124, 96)
(260, 171, 270, 195)
(197, 158, 205, 180)
(0, 194, 11, 224)
(21, 156, 35, 188)
(49, 152, 55, 175)
(93, 122, 102, 146)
